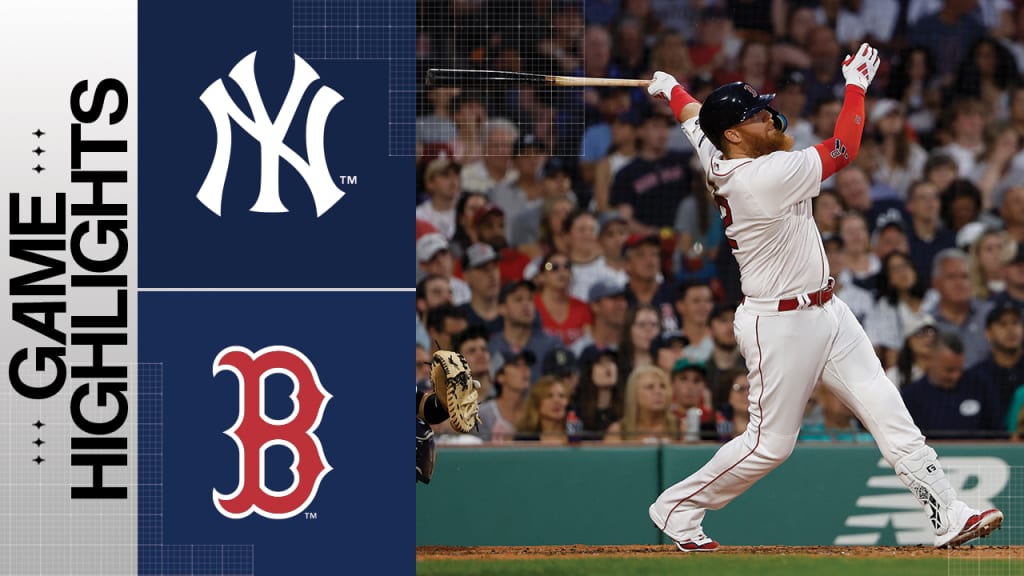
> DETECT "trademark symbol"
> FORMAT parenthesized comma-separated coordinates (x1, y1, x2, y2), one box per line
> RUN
(339, 175, 358, 185)
(305, 512, 318, 520)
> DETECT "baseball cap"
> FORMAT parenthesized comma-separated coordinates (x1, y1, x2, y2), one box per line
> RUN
(903, 314, 937, 339)
(597, 211, 628, 236)
(622, 232, 660, 257)
(588, 280, 627, 302)
(870, 99, 901, 124)
(709, 301, 738, 322)
(498, 279, 536, 303)
(580, 346, 618, 366)
(462, 242, 501, 270)
(542, 156, 569, 179)
(542, 348, 579, 377)
(650, 330, 689, 356)
(472, 203, 505, 228)
(514, 133, 545, 156)
(424, 155, 460, 180)
(671, 357, 707, 376)
(778, 68, 807, 91)
(986, 302, 1022, 327)
(416, 232, 449, 263)
(497, 349, 537, 374)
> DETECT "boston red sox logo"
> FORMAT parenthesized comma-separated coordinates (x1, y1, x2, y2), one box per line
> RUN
(212, 346, 333, 519)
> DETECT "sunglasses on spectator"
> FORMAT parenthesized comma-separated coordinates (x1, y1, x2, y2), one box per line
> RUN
(544, 261, 572, 272)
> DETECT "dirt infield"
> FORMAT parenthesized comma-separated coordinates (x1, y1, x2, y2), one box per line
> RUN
(417, 544, 1022, 561)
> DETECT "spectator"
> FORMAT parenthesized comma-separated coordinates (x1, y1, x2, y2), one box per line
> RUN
(576, 348, 624, 437)
(941, 179, 988, 236)
(1000, 186, 1024, 242)
(688, 6, 737, 78)
(605, 365, 678, 443)
(865, 252, 934, 369)
(415, 156, 461, 239)
(800, 382, 873, 443)
(417, 86, 458, 146)
(772, 68, 815, 151)
(962, 302, 1024, 424)
(645, 28, 693, 89)
(907, 0, 986, 88)
(623, 233, 678, 326)
(426, 304, 468, 353)
(617, 303, 660, 377)
(672, 172, 723, 284)
(563, 209, 618, 302)
(460, 118, 519, 194)
(509, 159, 577, 254)
(451, 191, 487, 262)
(592, 109, 641, 212)
(715, 39, 774, 94)
(990, 242, 1024, 309)
(674, 280, 715, 363)
(416, 343, 432, 394)
(871, 215, 911, 263)
(458, 243, 504, 333)
(613, 16, 650, 79)
(928, 248, 994, 369)
(534, 252, 592, 347)
(923, 152, 961, 195)
(813, 189, 847, 236)
(888, 314, 939, 388)
(905, 180, 956, 287)
(808, 97, 843, 187)
(886, 46, 941, 146)
(835, 164, 902, 225)
(952, 36, 1019, 121)
(713, 368, 750, 442)
(489, 279, 561, 382)
(862, 100, 929, 200)
(542, 347, 581, 400)
(831, 0, 899, 51)
(937, 99, 987, 178)
(453, 325, 495, 401)
(579, 88, 632, 186)
(668, 358, 716, 440)
(596, 211, 632, 285)
(416, 274, 453, 350)
(477, 350, 536, 442)
(650, 330, 689, 376)
(571, 280, 628, 357)
(901, 332, 1003, 439)
(972, 121, 1024, 211)
(417, 233, 471, 305)
(489, 134, 549, 236)
(514, 375, 570, 444)
(473, 203, 532, 284)
(839, 211, 881, 292)
(524, 192, 577, 259)
(610, 105, 691, 232)
(705, 302, 747, 397)
(449, 91, 487, 163)
(968, 228, 1015, 299)
(822, 233, 876, 323)
(803, 26, 846, 118)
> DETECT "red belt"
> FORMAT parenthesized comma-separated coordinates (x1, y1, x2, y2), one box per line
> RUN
(743, 280, 835, 312)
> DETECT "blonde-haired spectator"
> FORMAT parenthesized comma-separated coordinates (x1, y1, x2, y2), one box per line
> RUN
(514, 376, 569, 445)
(968, 228, 1015, 299)
(605, 365, 678, 443)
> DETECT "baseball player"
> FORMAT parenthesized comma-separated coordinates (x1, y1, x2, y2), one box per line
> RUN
(416, 350, 481, 484)
(644, 43, 1003, 551)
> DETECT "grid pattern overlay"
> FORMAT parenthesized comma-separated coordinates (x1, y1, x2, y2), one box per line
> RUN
(947, 464, 1023, 576)
(292, 0, 417, 156)
(137, 363, 254, 575)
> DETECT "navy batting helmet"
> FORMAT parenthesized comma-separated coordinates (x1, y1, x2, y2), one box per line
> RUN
(698, 82, 787, 150)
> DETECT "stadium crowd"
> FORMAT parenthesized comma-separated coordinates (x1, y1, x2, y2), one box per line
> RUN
(415, 0, 1024, 443)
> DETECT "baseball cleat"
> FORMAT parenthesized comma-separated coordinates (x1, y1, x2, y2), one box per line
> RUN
(938, 508, 1003, 548)
(675, 532, 720, 552)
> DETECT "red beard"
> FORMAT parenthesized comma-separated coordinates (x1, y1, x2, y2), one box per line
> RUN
(747, 129, 795, 157)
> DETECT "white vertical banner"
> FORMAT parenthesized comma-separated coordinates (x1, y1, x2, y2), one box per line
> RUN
(0, 2, 137, 575)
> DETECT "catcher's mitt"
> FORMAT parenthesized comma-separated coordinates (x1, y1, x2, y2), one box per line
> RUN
(431, 350, 481, 433)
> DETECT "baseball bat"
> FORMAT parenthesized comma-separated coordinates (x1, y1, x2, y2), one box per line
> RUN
(425, 68, 651, 88)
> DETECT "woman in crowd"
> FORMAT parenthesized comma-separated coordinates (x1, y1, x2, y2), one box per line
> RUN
(534, 251, 592, 347)
(865, 252, 932, 370)
(887, 315, 938, 389)
(575, 348, 624, 439)
(617, 304, 660, 377)
(968, 228, 1016, 300)
(713, 368, 750, 442)
(812, 189, 846, 236)
(838, 211, 880, 291)
(604, 365, 677, 443)
(863, 99, 927, 200)
(515, 375, 570, 444)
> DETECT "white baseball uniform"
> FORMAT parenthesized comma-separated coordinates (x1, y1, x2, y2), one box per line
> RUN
(648, 115, 982, 546)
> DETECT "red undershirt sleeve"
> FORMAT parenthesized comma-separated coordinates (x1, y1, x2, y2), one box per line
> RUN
(813, 85, 866, 181)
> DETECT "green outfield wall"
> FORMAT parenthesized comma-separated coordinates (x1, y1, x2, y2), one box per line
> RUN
(415, 444, 1021, 546)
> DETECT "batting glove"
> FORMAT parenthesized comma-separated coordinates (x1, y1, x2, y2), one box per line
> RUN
(647, 71, 681, 101)
(842, 43, 881, 91)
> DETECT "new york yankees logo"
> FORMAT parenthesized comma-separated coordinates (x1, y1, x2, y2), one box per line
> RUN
(197, 51, 345, 217)
(213, 346, 333, 519)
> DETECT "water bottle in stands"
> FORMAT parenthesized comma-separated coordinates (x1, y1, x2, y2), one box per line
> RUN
(684, 408, 702, 443)
(566, 409, 582, 444)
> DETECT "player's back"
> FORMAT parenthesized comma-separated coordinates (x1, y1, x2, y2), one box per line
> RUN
(707, 148, 830, 299)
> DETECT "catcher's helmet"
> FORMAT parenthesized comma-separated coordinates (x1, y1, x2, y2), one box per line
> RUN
(698, 82, 786, 150)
